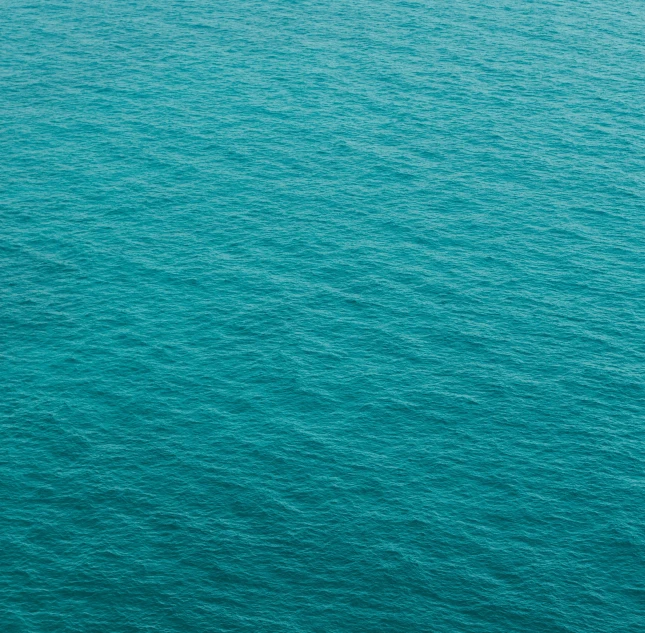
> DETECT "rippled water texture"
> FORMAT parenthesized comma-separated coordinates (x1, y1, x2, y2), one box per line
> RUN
(1, 0, 644, 631)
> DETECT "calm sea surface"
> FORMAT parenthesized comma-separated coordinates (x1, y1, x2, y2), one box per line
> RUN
(1, 1, 644, 631)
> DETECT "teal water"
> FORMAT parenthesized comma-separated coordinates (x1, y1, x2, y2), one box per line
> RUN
(1, 0, 644, 631)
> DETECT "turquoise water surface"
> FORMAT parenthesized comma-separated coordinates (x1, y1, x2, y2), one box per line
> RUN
(1, 0, 644, 631)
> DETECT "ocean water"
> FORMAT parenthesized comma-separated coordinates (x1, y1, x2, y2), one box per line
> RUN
(1, 0, 644, 631)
